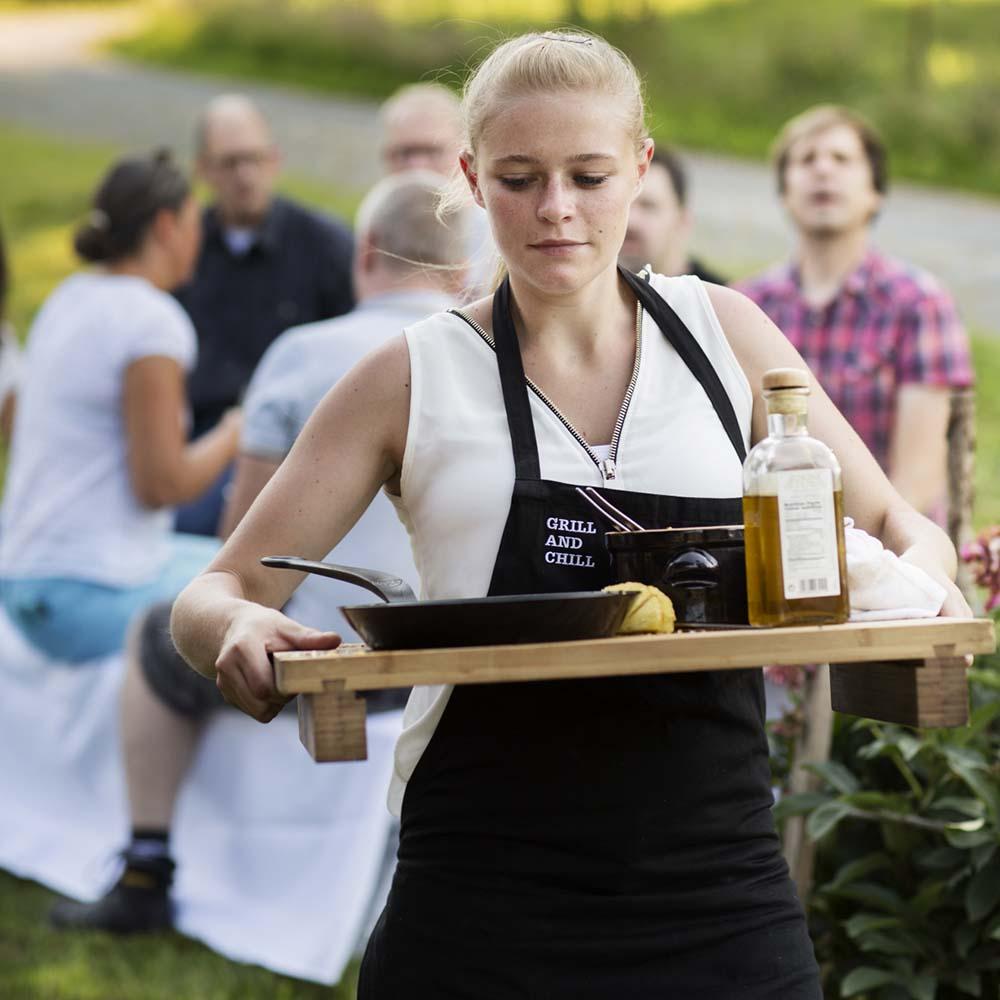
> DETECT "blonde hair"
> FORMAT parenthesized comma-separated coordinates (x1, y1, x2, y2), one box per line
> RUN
(440, 29, 648, 287)
(464, 30, 647, 156)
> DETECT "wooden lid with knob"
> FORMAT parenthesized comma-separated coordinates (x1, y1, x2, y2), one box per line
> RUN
(762, 367, 809, 391)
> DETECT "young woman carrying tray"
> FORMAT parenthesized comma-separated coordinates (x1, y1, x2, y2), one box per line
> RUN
(173, 30, 969, 998)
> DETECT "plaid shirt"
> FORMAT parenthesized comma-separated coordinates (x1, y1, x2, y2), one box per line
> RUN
(737, 249, 973, 471)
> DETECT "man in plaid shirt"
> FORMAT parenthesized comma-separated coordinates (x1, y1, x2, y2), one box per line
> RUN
(738, 105, 973, 518)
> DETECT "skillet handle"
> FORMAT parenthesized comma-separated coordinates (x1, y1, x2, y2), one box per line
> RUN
(260, 556, 417, 604)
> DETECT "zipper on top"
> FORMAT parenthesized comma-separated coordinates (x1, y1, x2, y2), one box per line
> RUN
(450, 292, 644, 484)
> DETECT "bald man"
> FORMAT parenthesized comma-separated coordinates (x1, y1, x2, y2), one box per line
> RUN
(175, 94, 354, 535)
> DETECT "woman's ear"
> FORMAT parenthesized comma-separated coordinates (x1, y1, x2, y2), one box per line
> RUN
(150, 206, 178, 248)
(459, 152, 486, 210)
(635, 138, 654, 195)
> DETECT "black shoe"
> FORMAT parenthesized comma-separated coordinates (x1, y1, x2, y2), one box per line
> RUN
(49, 855, 175, 934)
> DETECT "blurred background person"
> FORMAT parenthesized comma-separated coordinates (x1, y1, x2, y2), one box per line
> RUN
(176, 94, 354, 536)
(0, 150, 240, 664)
(738, 105, 973, 520)
(48, 170, 465, 934)
(0, 222, 22, 444)
(379, 83, 462, 176)
(380, 82, 493, 296)
(619, 146, 726, 284)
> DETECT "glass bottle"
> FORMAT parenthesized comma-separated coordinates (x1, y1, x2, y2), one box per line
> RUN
(743, 368, 849, 627)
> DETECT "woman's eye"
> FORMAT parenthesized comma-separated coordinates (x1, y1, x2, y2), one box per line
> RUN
(499, 176, 533, 190)
(576, 175, 609, 187)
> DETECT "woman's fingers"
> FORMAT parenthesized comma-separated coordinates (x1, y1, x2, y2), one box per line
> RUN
(279, 621, 343, 652)
(939, 578, 973, 619)
(214, 610, 342, 723)
(216, 638, 284, 721)
(216, 667, 282, 722)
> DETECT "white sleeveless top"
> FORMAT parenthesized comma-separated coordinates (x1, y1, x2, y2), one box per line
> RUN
(385, 273, 752, 815)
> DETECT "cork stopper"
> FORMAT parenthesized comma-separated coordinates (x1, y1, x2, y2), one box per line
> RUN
(762, 368, 809, 392)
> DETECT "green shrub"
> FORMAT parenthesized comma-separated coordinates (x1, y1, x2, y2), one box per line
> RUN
(775, 638, 1000, 999)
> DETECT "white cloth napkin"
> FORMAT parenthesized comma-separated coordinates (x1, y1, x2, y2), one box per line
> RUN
(845, 519, 947, 621)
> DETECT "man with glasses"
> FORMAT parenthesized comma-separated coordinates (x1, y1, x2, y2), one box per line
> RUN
(379, 83, 494, 295)
(379, 83, 463, 177)
(175, 94, 354, 535)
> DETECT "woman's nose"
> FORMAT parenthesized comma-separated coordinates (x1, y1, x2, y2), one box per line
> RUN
(537, 179, 573, 222)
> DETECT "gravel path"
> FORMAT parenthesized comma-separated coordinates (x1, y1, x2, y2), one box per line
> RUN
(2, 6, 998, 333)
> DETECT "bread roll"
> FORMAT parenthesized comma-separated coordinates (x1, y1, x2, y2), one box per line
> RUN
(604, 582, 676, 634)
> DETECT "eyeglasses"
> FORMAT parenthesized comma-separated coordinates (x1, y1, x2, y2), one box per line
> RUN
(207, 149, 276, 172)
(382, 144, 449, 168)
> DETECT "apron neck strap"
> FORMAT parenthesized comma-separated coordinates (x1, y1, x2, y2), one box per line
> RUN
(492, 276, 542, 481)
(491, 269, 748, 483)
(618, 267, 747, 464)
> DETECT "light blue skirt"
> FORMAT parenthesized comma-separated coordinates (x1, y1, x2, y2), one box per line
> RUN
(0, 533, 219, 663)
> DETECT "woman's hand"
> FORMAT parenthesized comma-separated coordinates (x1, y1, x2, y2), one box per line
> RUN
(897, 547, 973, 620)
(214, 604, 342, 723)
(938, 577, 974, 620)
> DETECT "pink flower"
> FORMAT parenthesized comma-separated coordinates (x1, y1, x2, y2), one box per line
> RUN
(962, 526, 1000, 612)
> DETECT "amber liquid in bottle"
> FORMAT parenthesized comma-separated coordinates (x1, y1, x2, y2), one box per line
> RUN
(744, 491, 850, 626)
(743, 369, 850, 628)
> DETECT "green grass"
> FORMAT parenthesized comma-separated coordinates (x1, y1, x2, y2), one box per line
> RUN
(0, 870, 357, 999)
(111, 0, 1000, 198)
(971, 333, 1000, 529)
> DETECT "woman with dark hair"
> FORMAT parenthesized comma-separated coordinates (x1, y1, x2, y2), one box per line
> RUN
(0, 222, 22, 443)
(0, 150, 240, 662)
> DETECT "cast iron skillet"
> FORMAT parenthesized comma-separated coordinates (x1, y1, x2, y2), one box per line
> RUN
(261, 556, 636, 651)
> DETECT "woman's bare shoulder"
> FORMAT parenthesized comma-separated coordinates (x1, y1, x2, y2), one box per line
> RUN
(703, 283, 769, 337)
(329, 332, 412, 408)
(453, 294, 495, 337)
(702, 282, 801, 379)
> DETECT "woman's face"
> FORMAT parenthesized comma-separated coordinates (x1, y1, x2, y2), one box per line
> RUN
(463, 90, 649, 297)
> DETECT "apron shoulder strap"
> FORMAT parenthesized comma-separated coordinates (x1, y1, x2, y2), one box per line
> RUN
(492, 278, 542, 481)
(619, 268, 747, 463)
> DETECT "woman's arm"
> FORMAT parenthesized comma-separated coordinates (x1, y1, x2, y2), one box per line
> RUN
(705, 284, 968, 617)
(171, 334, 412, 721)
(218, 452, 282, 541)
(123, 355, 241, 508)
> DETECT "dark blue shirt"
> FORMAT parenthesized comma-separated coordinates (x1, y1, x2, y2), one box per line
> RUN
(176, 195, 354, 436)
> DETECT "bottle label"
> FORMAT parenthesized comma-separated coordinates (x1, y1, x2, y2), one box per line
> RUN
(775, 469, 841, 600)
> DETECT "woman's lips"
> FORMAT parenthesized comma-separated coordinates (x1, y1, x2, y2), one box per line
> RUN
(530, 241, 586, 256)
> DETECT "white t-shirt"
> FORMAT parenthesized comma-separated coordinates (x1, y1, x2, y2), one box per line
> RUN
(241, 290, 451, 637)
(0, 273, 197, 586)
(0, 322, 23, 408)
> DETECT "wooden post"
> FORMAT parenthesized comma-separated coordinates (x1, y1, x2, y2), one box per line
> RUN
(782, 664, 834, 902)
(947, 388, 976, 604)
(297, 681, 368, 762)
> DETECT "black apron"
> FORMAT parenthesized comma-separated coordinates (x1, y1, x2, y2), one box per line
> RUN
(360, 271, 821, 999)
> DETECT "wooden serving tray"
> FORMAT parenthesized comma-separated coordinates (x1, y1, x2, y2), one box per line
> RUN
(274, 617, 996, 762)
